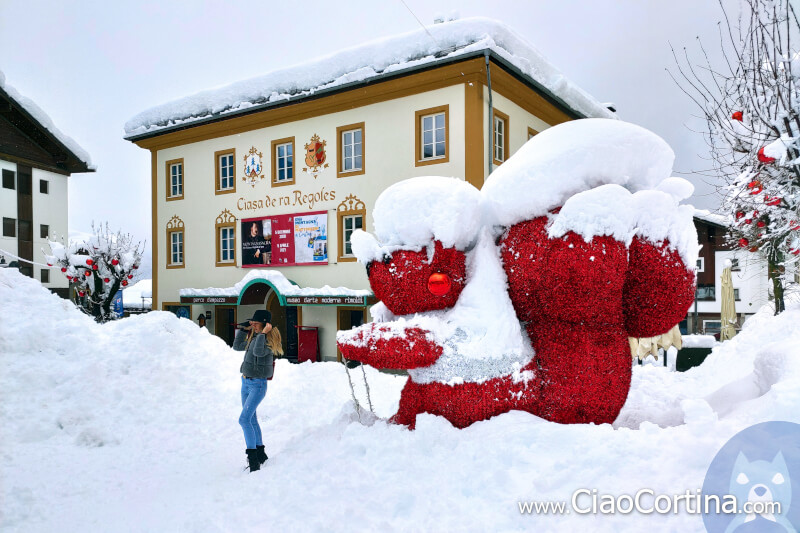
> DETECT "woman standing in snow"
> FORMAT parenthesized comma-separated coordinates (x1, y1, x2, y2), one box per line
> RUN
(233, 309, 282, 472)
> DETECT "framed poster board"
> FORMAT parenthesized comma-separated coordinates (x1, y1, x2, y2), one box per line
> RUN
(241, 210, 328, 267)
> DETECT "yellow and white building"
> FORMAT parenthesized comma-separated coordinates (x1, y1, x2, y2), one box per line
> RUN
(125, 18, 614, 361)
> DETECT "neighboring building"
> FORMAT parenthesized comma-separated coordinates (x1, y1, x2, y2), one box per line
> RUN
(683, 210, 773, 336)
(124, 18, 615, 361)
(0, 72, 94, 297)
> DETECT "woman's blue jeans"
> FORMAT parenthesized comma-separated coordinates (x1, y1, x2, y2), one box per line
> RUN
(239, 377, 267, 449)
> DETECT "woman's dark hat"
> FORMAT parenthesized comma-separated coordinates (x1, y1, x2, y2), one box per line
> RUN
(238, 309, 272, 327)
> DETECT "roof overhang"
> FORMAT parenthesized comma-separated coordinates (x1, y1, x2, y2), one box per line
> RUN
(0, 86, 94, 174)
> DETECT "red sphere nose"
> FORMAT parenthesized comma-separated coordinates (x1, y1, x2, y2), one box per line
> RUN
(427, 272, 451, 296)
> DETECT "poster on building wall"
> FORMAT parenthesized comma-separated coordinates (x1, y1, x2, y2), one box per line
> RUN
(241, 210, 327, 267)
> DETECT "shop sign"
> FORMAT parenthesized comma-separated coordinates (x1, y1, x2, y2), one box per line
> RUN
(285, 295, 366, 306)
(180, 296, 238, 304)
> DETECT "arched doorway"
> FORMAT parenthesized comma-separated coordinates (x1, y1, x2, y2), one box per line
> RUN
(239, 281, 300, 361)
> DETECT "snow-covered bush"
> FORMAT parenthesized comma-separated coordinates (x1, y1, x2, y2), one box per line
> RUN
(45, 222, 145, 322)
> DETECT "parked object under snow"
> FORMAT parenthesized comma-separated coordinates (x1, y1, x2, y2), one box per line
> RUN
(338, 119, 698, 429)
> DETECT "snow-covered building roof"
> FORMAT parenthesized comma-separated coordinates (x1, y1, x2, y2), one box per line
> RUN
(124, 17, 615, 139)
(0, 70, 94, 172)
(694, 209, 729, 228)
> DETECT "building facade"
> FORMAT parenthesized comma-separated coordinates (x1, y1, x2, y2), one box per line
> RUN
(126, 20, 614, 361)
(684, 212, 775, 336)
(0, 78, 93, 296)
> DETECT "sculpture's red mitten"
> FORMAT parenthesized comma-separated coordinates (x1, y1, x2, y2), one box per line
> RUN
(623, 237, 696, 338)
(338, 324, 443, 369)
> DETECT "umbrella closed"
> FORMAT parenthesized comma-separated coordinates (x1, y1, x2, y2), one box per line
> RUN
(720, 260, 737, 340)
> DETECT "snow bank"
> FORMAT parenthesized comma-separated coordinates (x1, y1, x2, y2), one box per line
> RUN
(482, 118, 675, 227)
(179, 269, 370, 298)
(3, 268, 799, 532)
(0, 69, 94, 170)
(124, 17, 614, 137)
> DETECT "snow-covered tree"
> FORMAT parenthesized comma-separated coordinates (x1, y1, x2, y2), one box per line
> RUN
(672, 0, 800, 314)
(45, 223, 145, 322)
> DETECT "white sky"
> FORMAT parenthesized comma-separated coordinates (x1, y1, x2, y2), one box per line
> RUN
(1, 0, 737, 267)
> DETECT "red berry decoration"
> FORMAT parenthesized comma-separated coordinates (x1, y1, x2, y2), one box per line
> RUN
(84, 271, 92, 277)
(122, 280, 128, 287)
(735, 211, 745, 220)
(86, 259, 94, 266)
(427, 272, 451, 296)
(731, 111, 743, 121)
(757, 146, 776, 164)
(103, 277, 110, 283)
(132, 265, 138, 269)
(765, 196, 781, 206)
(61, 267, 67, 273)
(749, 246, 759, 252)
(127, 274, 134, 279)
(739, 238, 750, 247)
(744, 218, 752, 225)
(747, 180, 763, 194)
(790, 221, 800, 231)
(792, 249, 800, 255)
(78, 291, 85, 297)
(757, 221, 766, 228)
(92, 264, 99, 270)
(111, 259, 119, 266)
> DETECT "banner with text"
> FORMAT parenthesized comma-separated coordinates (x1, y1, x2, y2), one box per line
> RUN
(241, 211, 327, 267)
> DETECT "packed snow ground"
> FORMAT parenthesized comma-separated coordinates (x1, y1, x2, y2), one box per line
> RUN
(1, 269, 799, 532)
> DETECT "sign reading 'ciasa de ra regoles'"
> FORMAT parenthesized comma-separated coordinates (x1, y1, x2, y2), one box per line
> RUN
(241, 210, 328, 267)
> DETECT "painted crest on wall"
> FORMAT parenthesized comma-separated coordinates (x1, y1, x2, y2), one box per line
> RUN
(243, 146, 264, 187)
(303, 134, 329, 178)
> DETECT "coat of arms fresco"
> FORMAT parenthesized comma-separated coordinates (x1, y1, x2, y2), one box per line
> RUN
(243, 146, 264, 187)
(303, 134, 329, 178)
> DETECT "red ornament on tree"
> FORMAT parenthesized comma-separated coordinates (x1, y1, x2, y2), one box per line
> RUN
(731, 111, 743, 121)
(739, 238, 750, 247)
(86, 258, 94, 266)
(757, 221, 766, 228)
(103, 277, 110, 283)
(127, 274, 134, 279)
(122, 280, 128, 287)
(735, 211, 745, 220)
(747, 180, 763, 194)
(791, 220, 800, 231)
(132, 265, 138, 269)
(744, 218, 752, 225)
(61, 267, 67, 273)
(765, 195, 781, 206)
(92, 264, 99, 271)
(427, 272, 452, 296)
(757, 146, 776, 164)
(111, 258, 119, 266)
(84, 271, 92, 277)
(78, 291, 85, 297)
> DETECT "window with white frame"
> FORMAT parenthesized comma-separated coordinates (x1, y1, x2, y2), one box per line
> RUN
(494, 115, 507, 162)
(696, 257, 705, 272)
(218, 153, 234, 191)
(170, 230, 184, 265)
(342, 214, 363, 257)
(341, 128, 362, 173)
(421, 112, 446, 160)
(169, 161, 183, 198)
(275, 142, 293, 182)
(219, 226, 235, 263)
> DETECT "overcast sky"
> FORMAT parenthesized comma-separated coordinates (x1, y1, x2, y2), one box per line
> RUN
(1, 0, 739, 268)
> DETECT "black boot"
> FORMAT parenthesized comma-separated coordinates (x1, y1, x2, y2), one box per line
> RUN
(245, 448, 260, 472)
(256, 445, 268, 465)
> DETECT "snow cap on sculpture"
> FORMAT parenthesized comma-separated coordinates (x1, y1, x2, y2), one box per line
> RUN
(352, 176, 482, 263)
(482, 118, 676, 227)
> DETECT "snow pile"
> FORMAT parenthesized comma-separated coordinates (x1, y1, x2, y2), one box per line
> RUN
(352, 176, 482, 264)
(0, 69, 94, 170)
(3, 268, 800, 531)
(483, 118, 676, 227)
(180, 269, 371, 298)
(124, 17, 614, 137)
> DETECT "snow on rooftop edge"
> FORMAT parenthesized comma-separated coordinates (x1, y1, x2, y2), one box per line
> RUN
(124, 17, 615, 137)
(179, 269, 371, 298)
(0, 70, 95, 170)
